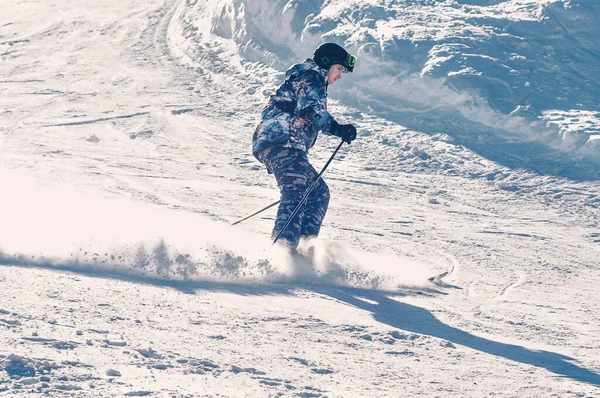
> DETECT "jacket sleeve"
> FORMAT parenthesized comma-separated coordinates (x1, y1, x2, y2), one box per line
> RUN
(291, 71, 335, 135)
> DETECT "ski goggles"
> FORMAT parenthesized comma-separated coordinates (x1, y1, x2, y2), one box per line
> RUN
(341, 54, 356, 72)
(347, 54, 357, 68)
(322, 53, 357, 72)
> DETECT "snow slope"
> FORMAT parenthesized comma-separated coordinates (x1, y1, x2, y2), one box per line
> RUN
(171, 0, 600, 179)
(1, 0, 600, 396)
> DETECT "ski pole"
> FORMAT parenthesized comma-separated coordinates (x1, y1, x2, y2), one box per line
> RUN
(231, 140, 345, 227)
(231, 200, 280, 226)
(273, 140, 345, 245)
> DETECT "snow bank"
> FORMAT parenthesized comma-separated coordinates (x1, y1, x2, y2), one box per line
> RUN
(169, 0, 600, 179)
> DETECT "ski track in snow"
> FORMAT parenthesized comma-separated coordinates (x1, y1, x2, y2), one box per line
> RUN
(1, 0, 600, 396)
(496, 270, 528, 301)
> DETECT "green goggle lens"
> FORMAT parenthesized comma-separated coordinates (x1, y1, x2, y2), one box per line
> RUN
(347, 54, 356, 67)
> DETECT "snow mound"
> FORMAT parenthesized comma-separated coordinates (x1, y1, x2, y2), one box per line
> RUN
(169, 0, 600, 179)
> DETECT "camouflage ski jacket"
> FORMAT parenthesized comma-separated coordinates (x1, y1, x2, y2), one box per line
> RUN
(252, 59, 335, 161)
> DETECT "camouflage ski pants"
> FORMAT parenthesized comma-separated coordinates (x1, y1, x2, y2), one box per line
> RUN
(262, 147, 330, 249)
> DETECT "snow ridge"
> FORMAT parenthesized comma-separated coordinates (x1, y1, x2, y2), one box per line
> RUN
(170, 0, 600, 179)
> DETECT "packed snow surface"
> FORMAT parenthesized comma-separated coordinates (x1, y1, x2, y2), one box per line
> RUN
(1, 0, 599, 396)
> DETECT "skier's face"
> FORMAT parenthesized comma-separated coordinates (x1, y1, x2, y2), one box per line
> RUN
(327, 64, 346, 86)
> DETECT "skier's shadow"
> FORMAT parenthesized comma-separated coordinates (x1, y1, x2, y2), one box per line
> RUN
(4, 257, 599, 386)
(313, 286, 600, 386)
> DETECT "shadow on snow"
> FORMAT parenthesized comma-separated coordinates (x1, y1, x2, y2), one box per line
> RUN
(313, 286, 600, 386)
(2, 259, 599, 387)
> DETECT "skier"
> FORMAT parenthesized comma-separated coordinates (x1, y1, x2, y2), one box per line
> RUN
(252, 42, 358, 254)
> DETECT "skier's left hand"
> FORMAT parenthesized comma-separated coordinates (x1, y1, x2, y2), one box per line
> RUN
(337, 124, 357, 144)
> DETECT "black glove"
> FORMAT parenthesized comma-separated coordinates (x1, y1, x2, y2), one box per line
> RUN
(330, 120, 357, 144)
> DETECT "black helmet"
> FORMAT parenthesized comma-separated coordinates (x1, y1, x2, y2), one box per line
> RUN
(313, 43, 356, 73)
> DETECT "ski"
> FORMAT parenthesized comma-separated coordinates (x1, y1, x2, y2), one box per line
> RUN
(427, 271, 448, 282)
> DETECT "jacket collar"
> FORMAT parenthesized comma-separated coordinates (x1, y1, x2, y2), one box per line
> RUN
(303, 58, 329, 87)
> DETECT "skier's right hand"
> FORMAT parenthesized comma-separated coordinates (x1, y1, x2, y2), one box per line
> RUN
(337, 124, 357, 144)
